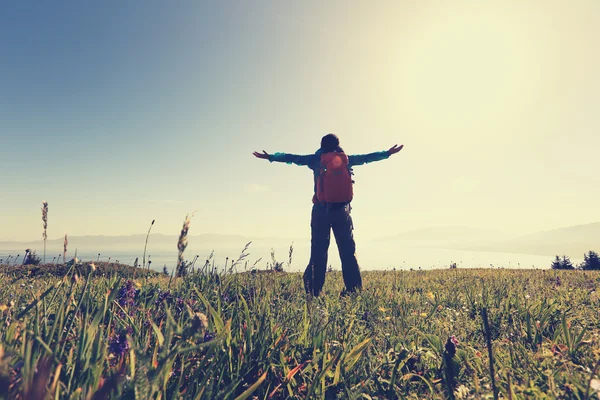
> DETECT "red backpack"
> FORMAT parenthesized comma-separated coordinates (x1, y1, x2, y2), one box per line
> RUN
(316, 152, 353, 203)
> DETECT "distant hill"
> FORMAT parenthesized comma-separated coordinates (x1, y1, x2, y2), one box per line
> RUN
(0, 233, 289, 252)
(374, 223, 599, 258)
(462, 223, 600, 257)
(0, 233, 299, 269)
(2, 223, 597, 260)
(374, 226, 513, 247)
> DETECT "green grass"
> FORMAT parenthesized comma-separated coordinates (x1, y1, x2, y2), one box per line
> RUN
(0, 265, 599, 399)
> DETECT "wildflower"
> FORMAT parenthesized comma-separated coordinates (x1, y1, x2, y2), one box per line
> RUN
(203, 331, 216, 343)
(420, 312, 428, 318)
(192, 312, 208, 330)
(175, 297, 185, 312)
(118, 280, 138, 308)
(454, 385, 470, 399)
(436, 304, 443, 312)
(155, 290, 173, 306)
(222, 292, 231, 303)
(109, 330, 130, 357)
(525, 294, 531, 299)
(426, 292, 435, 301)
(445, 336, 458, 358)
(450, 335, 459, 346)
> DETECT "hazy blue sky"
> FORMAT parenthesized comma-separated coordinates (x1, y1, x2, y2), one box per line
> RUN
(1, 1, 599, 242)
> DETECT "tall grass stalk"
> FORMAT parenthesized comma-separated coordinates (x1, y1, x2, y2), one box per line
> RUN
(584, 359, 600, 400)
(41, 201, 48, 263)
(143, 219, 155, 282)
(191, 255, 199, 272)
(3, 261, 600, 397)
(482, 307, 498, 400)
(63, 234, 68, 265)
(229, 242, 251, 273)
(176, 214, 191, 277)
(287, 242, 294, 270)
(58, 266, 95, 359)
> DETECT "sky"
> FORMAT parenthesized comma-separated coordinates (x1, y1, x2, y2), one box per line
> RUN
(1, 0, 599, 243)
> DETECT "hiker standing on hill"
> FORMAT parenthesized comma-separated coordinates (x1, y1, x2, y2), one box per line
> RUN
(253, 133, 403, 296)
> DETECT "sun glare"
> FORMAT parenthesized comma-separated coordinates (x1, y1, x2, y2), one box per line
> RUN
(393, 7, 541, 132)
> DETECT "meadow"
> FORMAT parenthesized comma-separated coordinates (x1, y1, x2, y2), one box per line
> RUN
(0, 262, 599, 399)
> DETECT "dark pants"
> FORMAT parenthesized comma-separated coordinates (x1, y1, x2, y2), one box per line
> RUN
(303, 203, 362, 296)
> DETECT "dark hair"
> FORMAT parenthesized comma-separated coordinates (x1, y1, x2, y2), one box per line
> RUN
(320, 133, 340, 152)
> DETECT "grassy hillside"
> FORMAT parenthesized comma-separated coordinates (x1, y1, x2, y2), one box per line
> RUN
(0, 265, 599, 399)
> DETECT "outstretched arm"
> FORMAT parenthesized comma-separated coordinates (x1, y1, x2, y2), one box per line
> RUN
(253, 150, 315, 166)
(348, 144, 403, 166)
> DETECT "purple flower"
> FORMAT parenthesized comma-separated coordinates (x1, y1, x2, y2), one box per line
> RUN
(118, 280, 138, 308)
(155, 290, 173, 306)
(203, 331, 216, 343)
(175, 297, 185, 312)
(109, 330, 130, 356)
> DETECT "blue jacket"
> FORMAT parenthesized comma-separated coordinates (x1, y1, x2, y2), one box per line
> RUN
(268, 148, 390, 202)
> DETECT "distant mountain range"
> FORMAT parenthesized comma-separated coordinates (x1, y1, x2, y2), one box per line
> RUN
(375, 223, 599, 257)
(0, 233, 289, 253)
(1, 223, 597, 259)
(375, 226, 512, 245)
(462, 223, 600, 257)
